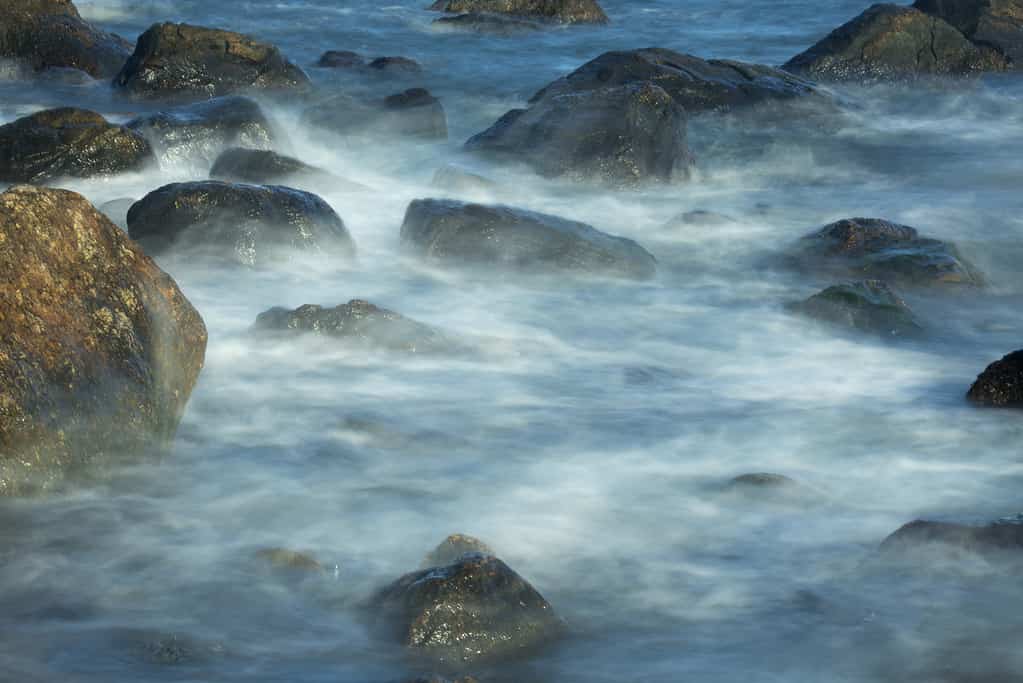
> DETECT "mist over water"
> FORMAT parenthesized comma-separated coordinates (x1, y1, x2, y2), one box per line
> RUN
(3, 1, 1023, 681)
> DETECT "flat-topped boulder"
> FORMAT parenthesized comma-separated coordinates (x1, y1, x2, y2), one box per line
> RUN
(914, 0, 1023, 65)
(466, 81, 692, 186)
(113, 22, 310, 100)
(530, 48, 822, 113)
(967, 350, 1023, 408)
(302, 88, 448, 140)
(0, 0, 132, 78)
(0, 108, 154, 183)
(783, 4, 1007, 81)
(126, 181, 356, 267)
(0, 185, 207, 495)
(428, 0, 608, 24)
(787, 280, 923, 337)
(401, 198, 657, 279)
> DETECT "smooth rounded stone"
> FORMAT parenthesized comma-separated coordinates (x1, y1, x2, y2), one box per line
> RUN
(252, 300, 453, 354)
(368, 56, 422, 73)
(722, 473, 820, 503)
(429, 0, 608, 23)
(421, 534, 495, 568)
(126, 181, 356, 267)
(530, 48, 822, 114)
(99, 197, 135, 230)
(113, 22, 310, 100)
(431, 165, 498, 194)
(0, 185, 207, 496)
(0, 0, 132, 79)
(432, 12, 543, 34)
(787, 280, 923, 337)
(400, 198, 657, 280)
(665, 210, 736, 227)
(782, 4, 1006, 81)
(369, 553, 563, 665)
(126, 96, 277, 169)
(966, 350, 1023, 408)
(302, 88, 448, 140)
(914, 0, 1023, 65)
(317, 50, 365, 68)
(0, 108, 154, 183)
(466, 81, 692, 187)
(255, 548, 325, 573)
(880, 516, 1023, 556)
(789, 217, 982, 287)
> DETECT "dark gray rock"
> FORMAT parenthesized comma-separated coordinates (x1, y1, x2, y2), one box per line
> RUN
(302, 88, 447, 140)
(914, 0, 1023, 65)
(113, 22, 310, 100)
(466, 81, 692, 186)
(728, 473, 800, 490)
(881, 516, 1023, 555)
(665, 210, 735, 227)
(127, 181, 356, 267)
(401, 198, 657, 280)
(782, 4, 1007, 81)
(422, 534, 495, 568)
(0, 108, 154, 183)
(967, 350, 1023, 408)
(317, 50, 364, 68)
(127, 96, 276, 170)
(211, 148, 320, 183)
(368, 56, 422, 73)
(428, 0, 608, 24)
(433, 12, 543, 34)
(787, 280, 923, 337)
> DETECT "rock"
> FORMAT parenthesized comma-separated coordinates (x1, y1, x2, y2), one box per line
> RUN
(788, 218, 982, 287)
(966, 350, 1023, 408)
(881, 516, 1023, 555)
(406, 676, 479, 683)
(466, 81, 692, 186)
(0, 0, 132, 79)
(255, 548, 324, 573)
(782, 4, 1006, 81)
(431, 165, 498, 194)
(914, 0, 1023, 65)
(400, 198, 657, 280)
(728, 473, 800, 490)
(126, 96, 276, 170)
(317, 50, 364, 68)
(302, 88, 448, 140)
(369, 553, 562, 664)
(530, 48, 822, 114)
(368, 56, 422, 73)
(211, 148, 322, 184)
(99, 197, 135, 230)
(433, 12, 543, 33)
(0, 108, 154, 183)
(787, 280, 923, 337)
(421, 534, 495, 568)
(429, 0, 608, 24)
(126, 181, 356, 267)
(113, 22, 310, 100)
(252, 301, 453, 353)
(0, 185, 207, 496)
(665, 210, 735, 227)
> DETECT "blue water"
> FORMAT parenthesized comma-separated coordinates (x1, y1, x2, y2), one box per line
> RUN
(2, 1, 1023, 681)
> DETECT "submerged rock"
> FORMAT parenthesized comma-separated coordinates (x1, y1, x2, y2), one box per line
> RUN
(302, 88, 448, 140)
(113, 22, 310, 100)
(428, 0, 609, 24)
(530, 48, 822, 113)
(422, 534, 495, 568)
(368, 56, 422, 73)
(0, 108, 154, 183)
(966, 350, 1023, 408)
(317, 50, 365, 68)
(787, 280, 923, 337)
(466, 81, 692, 186)
(0, 186, 207, 496)
(127, 96, 277, 169)
(0, 0, 132, 79)
(914, 0, 1023, 65)
(431, 165, 498, 194)
(665, 210, 736, 227)
(211, 148, 325, 184)
(782, 4, 1006, 81)
(433, 12, 543, 33)
(400, 198, 657, 280)
(728, 473, 800, 490)
(881, 516, 1023, 555)
(126, 181, 356, 267)
(788, 217, 982, 287)
(370, 553, 562, 664)
(255, 548, 325, 573)
(253, 301, 453, 353)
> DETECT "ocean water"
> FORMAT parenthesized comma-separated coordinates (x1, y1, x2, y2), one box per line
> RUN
(2, 1, 1023, 681)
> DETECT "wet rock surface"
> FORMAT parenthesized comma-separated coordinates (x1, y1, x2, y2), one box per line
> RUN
(400, 198, 657, 279)
(113, 22, 310, 100)
(914, 0, 1023, 65)
(422, 534, 496, 568)
(369, 56, 423, 73)
(0, 0, 132, 79)
(0, 185, 207, 496)
(466, 81, 692, 186)
(126, 96, 277, 170)
(428, 0, 608, 24)
(253, 300, 454, 353)
(0, 108, 154, 183)
(303, 89, 448, 140)
(782, 4, 1007, 81)
(126, 181, 356, 267)
(369, 552, 563, 664)
(966, 350, 1023, 408)
(433, 12, 542, 33)
(881, 516, 1023, 555)
(787, 280, 924, 337)
(317, 50, 365, 68)
(210, 148, 326, 185)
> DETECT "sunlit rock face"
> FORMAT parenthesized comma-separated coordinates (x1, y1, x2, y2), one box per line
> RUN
(0, 185, 207, 496)
(914, 0, 1023, 65)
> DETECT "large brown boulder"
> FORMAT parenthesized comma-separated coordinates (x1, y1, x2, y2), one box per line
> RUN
(428, 0, 608, 24)
(967, 350, 1023, 408)
(782, 4, 1007, 81)
(914, 0, 1023, 65)
(0, 0, 132, 78)
(113, 22, 310, 100)
(0, 186, 207, 496)
(0, 108, 155, 183)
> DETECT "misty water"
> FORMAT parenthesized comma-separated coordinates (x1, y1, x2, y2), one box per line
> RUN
(3, 1, 1023, 681)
